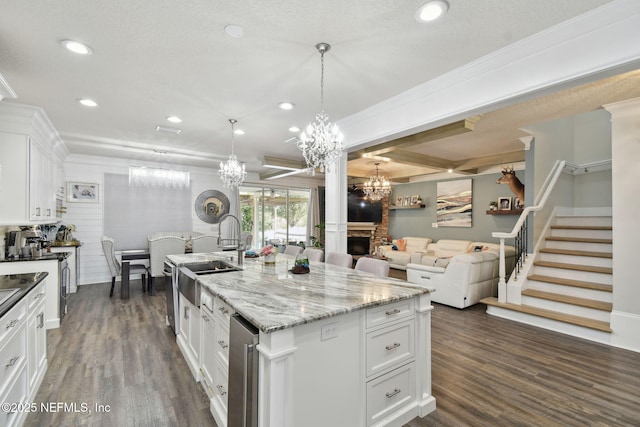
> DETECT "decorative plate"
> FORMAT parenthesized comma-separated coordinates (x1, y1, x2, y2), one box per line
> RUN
(194, 190, 230, 224)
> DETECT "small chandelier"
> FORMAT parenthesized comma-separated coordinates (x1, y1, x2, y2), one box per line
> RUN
(298, 42, 344, 175)
(219, 119, 247, 188)
(362, 163, 391, 201)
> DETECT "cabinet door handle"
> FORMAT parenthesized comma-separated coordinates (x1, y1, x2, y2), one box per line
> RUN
(6, 356, 19, 367)
(420, 275, 432, 280)
(47, 208, 51, 216)
(202, 315, 211, 322)
(385, 342, 401, 351)
(36, 207, 41, 216)
(218, 306, 229, 315)
(38, 312, 45, 329)
(184, 307, 189, 320)
(217, 340, 228, 349)
(385, 388, 401, 398)
(6, 319, 18, 329)
(216, 384, 227, 396)
(385, 308, 401, 316)
(35, 292, 45, 299)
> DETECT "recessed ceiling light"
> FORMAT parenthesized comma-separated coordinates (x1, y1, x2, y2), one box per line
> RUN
(155, 125, 182, 134)
(234, 129, 245, 135)
(78, 98, 98, 107)
(166, 115, 182, 123)
(289, 126, 301, 133)
(60, 39, 93, 55)
(278, 102, 295, 110)
(224, 24, 244, 38)
(416, 0, 449, 22)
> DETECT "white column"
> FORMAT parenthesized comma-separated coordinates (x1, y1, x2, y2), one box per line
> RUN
(324, 155, 348, 253)
(257, 328, 297, 427)
(604, 97, 640, 353)
(415, 293, 437, 416)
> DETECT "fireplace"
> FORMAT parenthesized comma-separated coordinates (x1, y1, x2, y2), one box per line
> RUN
(348, 236, 370, 255)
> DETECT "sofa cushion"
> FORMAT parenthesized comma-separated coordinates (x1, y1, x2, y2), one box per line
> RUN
(397, 239, 407, 251)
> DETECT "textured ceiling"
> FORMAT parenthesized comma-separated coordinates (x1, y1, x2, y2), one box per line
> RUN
(0, 0, 624, 179)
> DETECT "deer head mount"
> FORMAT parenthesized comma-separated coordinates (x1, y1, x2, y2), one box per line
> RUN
(496, 166, 525, 202)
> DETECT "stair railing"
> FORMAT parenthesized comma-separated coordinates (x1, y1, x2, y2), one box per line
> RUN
(492, 160, 566, 303)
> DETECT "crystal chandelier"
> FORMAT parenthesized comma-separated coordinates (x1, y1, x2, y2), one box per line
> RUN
(219, 119, 247, 188)
(362, 163, 392, 201)
(298, 42, 344, 175)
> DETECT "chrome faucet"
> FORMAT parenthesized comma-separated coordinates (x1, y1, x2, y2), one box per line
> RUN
(218, 213, 244, 265)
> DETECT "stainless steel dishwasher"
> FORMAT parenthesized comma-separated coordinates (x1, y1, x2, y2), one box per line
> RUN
(228, 313, 259, 427)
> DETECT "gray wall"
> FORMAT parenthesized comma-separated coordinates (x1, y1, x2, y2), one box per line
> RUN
(389, 172, 523, 244)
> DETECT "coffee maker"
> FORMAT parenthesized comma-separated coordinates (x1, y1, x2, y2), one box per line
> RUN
(6, 229, 44, 258)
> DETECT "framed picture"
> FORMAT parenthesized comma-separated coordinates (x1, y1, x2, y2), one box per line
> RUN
(67, 182, 99, 203)
(437, 179, 472, 227)
(498, 196, 512, 210)
(411, 195, 419, 205)
(403, 196, 411, 206)
(395, 196, 403, 206)
(514, 197, 523, 209)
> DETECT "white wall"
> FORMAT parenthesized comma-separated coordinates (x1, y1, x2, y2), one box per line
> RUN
(64, 154, 246, 285)
(605, 97, 640, 352)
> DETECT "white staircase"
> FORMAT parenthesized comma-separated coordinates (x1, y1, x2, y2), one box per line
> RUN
(483, 212, 614, 343)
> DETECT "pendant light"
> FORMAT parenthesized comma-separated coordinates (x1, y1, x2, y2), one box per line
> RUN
(218, 119, 247, 188)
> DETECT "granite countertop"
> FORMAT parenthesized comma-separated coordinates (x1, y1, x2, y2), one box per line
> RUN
(0, 252, 70, 263)
(167, 252, 433, 334)
(0, 272, 48, 318)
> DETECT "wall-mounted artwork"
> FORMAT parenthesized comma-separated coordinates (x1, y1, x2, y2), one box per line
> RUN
(436, 179, 472, 227)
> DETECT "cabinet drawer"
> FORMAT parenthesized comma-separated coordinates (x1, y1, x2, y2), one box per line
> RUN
(0, 323, 27, 396)
(366, 298, 414, 329)
(213, 357, 229, 413)
(366, 319, 414, 378)
(28, 281, 46, 311)
(214, 298, 234, 323)
(215, 318, 230, 368)
(0, 364, 28, 427)
(366, 362, 415, 426)
(1, 300, 27, 345)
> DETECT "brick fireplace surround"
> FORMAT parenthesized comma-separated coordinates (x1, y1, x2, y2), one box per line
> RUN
(347, 197, 389, 255)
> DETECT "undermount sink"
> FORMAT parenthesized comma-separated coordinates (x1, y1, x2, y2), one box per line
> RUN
(178, 260, 241, 307)
(0, 288, 20, 306)
(186, 260, 242, 275)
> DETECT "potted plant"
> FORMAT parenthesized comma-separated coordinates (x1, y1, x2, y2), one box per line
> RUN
(261, 245, 278, 265)
(489, 201, 498, 211)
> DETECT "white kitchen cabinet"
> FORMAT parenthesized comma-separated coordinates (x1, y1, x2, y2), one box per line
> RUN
(0, 297, 28, 427)
(0, 131, 56, 224)
(27, 280, 47, 392)
(176, 292, 200, 381)
(200, 305, 216, 392)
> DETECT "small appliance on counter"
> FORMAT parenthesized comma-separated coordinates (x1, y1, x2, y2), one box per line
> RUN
(5, 229, 45, 258)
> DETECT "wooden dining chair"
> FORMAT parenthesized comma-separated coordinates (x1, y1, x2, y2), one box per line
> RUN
(101, 236, 149, 297)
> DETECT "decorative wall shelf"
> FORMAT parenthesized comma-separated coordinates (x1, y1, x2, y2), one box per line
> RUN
(389, 204, 426, 210)
(485, 209, 523, 215)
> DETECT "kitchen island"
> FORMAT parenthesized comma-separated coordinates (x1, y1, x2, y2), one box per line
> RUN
(166, 252, 436, 427)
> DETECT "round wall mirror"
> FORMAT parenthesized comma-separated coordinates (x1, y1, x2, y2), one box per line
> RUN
(194, 190, 230, 224)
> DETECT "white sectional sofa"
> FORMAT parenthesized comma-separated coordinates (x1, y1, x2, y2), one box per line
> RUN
(378, 237, 432, 270)
(406, 240, 515, 309)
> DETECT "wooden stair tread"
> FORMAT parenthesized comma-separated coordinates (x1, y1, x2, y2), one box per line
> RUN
(481, 297, 612, 333)
(546, 236, 612, 244)
(539, 248, 612, 258)
(527, 274, 612, 292)
(550, 225, 612, 230)
(534, 260, 612, 274)
(522, 289, 612, 311)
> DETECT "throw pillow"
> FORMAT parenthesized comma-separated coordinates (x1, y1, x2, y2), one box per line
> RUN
(397, 239, 406, 251)
(470, 245, 487, 252)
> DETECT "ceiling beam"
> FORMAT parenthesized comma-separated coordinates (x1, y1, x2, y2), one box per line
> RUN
(381, 150, 453, 171)
(362, 116, 481, 157)
(452, 150, 524, 170)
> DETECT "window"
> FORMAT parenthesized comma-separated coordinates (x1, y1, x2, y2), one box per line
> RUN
(239, 186, 311, 250)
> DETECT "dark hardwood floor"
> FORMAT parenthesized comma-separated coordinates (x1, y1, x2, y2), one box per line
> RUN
(25, 279, 640, 427)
